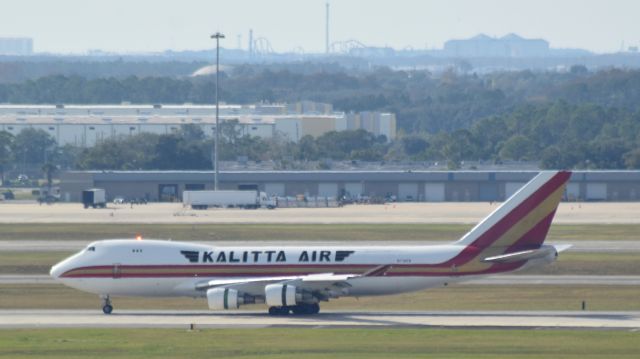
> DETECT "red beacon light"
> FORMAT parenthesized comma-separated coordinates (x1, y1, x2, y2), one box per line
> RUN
(135, 234, 143, 241)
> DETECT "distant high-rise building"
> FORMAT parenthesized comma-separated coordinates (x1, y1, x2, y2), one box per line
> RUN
(325, 2, 330, 54)
(444, 33, 549, 58)
(0, 37, 33, 55)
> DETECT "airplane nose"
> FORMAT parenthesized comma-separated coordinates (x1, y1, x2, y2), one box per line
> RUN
(50, 263, 63, 279)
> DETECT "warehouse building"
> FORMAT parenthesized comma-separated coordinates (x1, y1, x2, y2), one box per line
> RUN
(0, 103, 396, 146)
(60, 170, 640, 203)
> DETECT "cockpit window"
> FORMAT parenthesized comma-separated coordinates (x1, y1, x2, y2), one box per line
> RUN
(87, 246, 96, 252)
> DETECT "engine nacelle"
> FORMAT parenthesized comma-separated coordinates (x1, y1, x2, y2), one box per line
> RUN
(207, 288, 239, 310)
(265, 284, 297, 307)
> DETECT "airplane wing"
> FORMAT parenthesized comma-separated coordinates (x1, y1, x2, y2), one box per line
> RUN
(196, 273, 357, 295)
(194, 265, 393, 298)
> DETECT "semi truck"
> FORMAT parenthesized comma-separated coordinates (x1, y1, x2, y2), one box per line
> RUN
(82, 188, 107, 209)
(183, 190, 276, 210)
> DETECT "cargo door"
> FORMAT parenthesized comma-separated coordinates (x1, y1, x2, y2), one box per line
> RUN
(505, 182, 526, 199)
(586, 183, 607, 201)
(344, 182, 364, 198)
(566, 183, 580, 201)
(112, 263, 122, 279)
(424, 183, 445, 202)
(265, 183, 285, 196)
(398, 183, 418, 202)
(318, 183, 338, 198)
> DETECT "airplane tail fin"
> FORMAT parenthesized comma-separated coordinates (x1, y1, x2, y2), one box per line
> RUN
(455, 171, 571, 254)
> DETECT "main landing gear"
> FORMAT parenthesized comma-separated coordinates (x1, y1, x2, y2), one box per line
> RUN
(101, 295, 113, 315)
(268, 303, 320, 316)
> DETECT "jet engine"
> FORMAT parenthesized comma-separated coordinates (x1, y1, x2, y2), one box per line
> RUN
(265, 284, 298, 307)
(264, 284, 317, 307)
(207, 288, 239, 310)
(207, 288, 260, 310)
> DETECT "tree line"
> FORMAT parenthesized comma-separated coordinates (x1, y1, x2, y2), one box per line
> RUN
(2, 99, 640, 180)
(0, 125, 391, 182)
(3, 65, 640, 172)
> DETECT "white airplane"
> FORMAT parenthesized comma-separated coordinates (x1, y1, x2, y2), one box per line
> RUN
(51, 171, 572, 315)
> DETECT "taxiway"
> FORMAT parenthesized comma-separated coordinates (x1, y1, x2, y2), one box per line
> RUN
(0, 309, 638, 329)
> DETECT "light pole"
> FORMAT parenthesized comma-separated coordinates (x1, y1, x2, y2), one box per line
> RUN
(211, 32, 225, 190)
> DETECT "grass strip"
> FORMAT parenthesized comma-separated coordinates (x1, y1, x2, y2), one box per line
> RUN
(1, 223, 640, 241)
(0, 328, 638, 359)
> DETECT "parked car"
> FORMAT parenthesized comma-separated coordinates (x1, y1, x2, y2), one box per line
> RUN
(38, 195, 59, 205)
(130, 197, 148, 205)
(2, 190, 14, 200)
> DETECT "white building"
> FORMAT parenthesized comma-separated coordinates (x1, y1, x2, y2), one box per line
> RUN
(0, 37, 33, 56)
(0, 103, 396, 146)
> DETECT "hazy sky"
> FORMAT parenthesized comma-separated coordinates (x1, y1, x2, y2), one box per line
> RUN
(1, 0, 638, 54)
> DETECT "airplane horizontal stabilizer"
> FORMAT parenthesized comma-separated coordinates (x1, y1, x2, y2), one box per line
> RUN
(553, 244, 572, 253)
(482, 246, 556, 263)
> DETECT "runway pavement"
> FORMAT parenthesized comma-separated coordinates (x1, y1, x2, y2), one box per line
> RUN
(0, 309, 638, 329)
(4, 274, 640, 286)
(1, 240, 637, 252)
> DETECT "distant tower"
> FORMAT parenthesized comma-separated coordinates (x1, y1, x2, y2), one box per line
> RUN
(237, 34, 242, 50)
(249, 29, 254, 56)
(325, 2, 330, 54)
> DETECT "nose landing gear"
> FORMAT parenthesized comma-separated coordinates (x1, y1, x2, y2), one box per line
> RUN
(101, 295, 113, 314)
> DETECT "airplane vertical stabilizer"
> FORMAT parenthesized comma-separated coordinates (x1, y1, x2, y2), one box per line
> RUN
(455, 171, 571, 253)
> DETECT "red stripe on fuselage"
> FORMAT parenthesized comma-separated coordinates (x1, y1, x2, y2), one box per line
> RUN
(59, 262, 525, 279)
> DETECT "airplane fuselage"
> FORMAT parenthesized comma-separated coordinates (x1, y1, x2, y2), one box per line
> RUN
(51, 239, 554, 298)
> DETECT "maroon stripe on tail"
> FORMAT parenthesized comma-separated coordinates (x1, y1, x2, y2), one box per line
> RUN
(505, 209, 557, 252)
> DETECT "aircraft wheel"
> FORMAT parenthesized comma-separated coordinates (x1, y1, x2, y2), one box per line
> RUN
(291, 305, 306, 315)
(291, 303, 320, 315)
(101, 295, 112, 315)
(309, 303, 320, 314)
(268, 306, 290, 316)
(277, 306, 290, 315)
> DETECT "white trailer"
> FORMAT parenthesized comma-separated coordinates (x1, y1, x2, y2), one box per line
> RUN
(183, 190, 276, 210)
(82, 188, 106, 209)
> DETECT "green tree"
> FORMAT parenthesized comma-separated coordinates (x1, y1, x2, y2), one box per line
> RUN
(401, 135, 429, 156)
(623, 148, 640, 169)
(76, 133, 159, 170)
(441, 129, 477, 167)
(540, 146, 563, 169)
(0, 131, 13, 184)
(11, 128, 56, 165)
(295, 135, 318, 161)
(499, 135, 536, 161)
